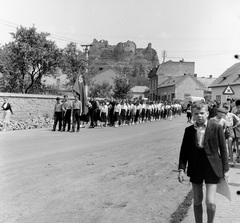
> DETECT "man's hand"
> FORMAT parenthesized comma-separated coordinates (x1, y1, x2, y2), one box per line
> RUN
(178, 170, 185, 183)
(224, 171, 229, 179)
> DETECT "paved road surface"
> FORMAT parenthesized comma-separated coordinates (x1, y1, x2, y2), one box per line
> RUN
(0, 115, 191, 223)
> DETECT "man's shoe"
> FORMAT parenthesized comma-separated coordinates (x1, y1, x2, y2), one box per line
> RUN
(76, 130, 79, 132)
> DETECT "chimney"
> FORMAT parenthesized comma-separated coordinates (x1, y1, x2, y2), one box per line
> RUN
(209, 75, 212, 78)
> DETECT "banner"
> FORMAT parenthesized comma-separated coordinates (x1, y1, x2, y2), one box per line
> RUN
(73, 74, 88, 114)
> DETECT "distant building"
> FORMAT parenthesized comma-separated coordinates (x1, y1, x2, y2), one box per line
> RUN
(157, 74, 205, 101)
(147, 65, 159, 101)
(197, 75, 216, 101)
(148, 60, 195, 101)
(209, 62, 240, 103)
(42, 73, 68, 90)
(129, 86, 149, 99)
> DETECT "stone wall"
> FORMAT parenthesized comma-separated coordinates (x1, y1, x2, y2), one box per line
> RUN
(0, 92, 74, 131)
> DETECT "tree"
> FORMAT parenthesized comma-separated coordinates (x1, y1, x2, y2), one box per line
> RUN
(0, 26, 61, 93)
(59, 42, 87, 87)
(112, 76, 132, 99)
(89, 81, 112, 98)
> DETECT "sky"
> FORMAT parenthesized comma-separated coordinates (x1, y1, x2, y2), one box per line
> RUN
(1, 0, 240, 78)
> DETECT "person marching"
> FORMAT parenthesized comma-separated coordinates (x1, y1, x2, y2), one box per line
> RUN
(178, 102, 229, 223)
(231, 99, 240, 163)
(71, 95, 82, 132)
(186, 103, 192, 123)
(1, 98, 14, 131)
(222, 102, 240, 165)
(208, 107, 227, 132)
(100, 100, 108, 128)
(62, 95, 72, 132)
(52, 97, 62, 131)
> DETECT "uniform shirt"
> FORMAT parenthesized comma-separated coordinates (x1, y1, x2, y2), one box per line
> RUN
(101, 105, 108, 115)
(54, 103, 62, 112)
(72, 100, 81, 110)
(121, 103, 127, 111)
(62, 100, 72, 110)
(114, 103, 121, 113)
(224, 112, 239, 127)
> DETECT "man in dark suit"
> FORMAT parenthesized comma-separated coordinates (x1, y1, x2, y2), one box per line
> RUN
(178, 102, 229, 223)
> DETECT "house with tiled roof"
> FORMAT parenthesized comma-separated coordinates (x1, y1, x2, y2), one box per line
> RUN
(147, 65, 159, 100)
(157, 74, 205, 101)
(148, 60, 195, 100)
(197, 75, 216, 101)
(129, 86, 149, 99)
(208, 62, 240, 102)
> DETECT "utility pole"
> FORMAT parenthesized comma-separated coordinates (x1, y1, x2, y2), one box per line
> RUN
(81, 44, 93, 73)
(162, 50, 167, 63)
(81, 44, 93, 97)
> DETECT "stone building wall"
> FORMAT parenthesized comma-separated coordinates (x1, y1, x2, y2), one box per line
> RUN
(157, 61, 195, 85)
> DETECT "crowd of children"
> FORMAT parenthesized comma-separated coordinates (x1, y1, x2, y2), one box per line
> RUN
(52, 96, 184, 132)
(87, 97, 183, 128)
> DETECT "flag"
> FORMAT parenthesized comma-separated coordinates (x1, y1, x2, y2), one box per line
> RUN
(73, 74, 88, 114)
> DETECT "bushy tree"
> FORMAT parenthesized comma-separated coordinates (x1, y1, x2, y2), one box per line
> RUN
(0, 26, 61, 93)
(89, 81, 112, 98)
(112, 76, 132, 99)
(60, 42, 86, 86)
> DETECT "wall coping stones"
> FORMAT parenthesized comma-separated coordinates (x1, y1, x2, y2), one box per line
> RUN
(0, 92, 74, 100)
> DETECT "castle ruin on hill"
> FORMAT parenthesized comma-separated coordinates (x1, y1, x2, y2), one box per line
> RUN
(88, 39, 160, 78)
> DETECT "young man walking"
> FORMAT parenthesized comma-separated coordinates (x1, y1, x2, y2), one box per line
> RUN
(52, 97, 62, 131)
(71, 95, 82, 132)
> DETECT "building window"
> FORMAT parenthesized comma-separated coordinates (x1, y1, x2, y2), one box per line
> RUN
(216, 95, 221, 101)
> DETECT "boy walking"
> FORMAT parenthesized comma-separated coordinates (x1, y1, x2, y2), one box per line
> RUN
(178, 102, 229, 223)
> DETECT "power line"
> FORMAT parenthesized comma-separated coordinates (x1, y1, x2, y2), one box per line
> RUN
(0, 19, 90, 46)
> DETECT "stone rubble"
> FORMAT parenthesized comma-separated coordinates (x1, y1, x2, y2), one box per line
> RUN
(0, 117, 53, 131)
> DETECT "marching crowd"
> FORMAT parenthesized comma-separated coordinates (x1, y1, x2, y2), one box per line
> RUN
(52, 95, 183, 132)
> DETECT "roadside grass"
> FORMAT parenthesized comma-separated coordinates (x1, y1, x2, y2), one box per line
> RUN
(169, 189, 193, 223)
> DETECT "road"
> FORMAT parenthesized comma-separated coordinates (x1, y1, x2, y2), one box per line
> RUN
(0, 115, 191, 223)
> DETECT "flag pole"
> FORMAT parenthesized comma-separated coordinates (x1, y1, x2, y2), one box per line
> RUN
(81, 44, 92, 98)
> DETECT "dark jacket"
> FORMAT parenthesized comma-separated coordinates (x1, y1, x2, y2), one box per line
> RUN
(179, 121, 229, 178)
